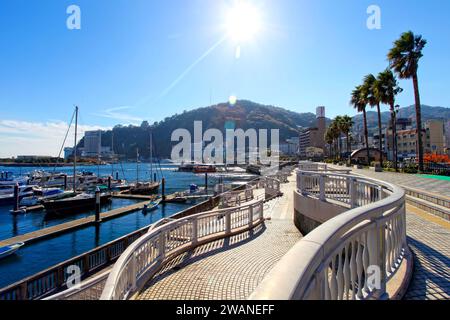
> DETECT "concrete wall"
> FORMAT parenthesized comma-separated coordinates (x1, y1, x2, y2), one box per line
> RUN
(293, 190, 347, 235)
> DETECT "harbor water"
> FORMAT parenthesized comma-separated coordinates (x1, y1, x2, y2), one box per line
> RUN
(0, 163, 253, 288)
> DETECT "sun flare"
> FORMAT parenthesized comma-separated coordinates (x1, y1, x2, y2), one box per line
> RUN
(226, 1, 262, 42)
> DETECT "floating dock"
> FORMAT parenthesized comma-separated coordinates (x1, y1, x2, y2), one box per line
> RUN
(0, 199, 151, 247)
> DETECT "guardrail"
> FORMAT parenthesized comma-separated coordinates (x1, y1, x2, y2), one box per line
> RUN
(250, 169, 406, 300)
(219, 186, 255, 208)
(100, 200, 265, 300)
(0, 227, 148, 300)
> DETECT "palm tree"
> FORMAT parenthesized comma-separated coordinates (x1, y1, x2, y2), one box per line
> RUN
(388, 31, 427, 172)
(325, 128, 334, 159)
(334, 116, 343, 159)
(375, 69, 403, 171)
(351, 85, 370, 164)
(330, 120, 341, 160)
(338, 115, 354, 157)
(363, 74, 384, 167)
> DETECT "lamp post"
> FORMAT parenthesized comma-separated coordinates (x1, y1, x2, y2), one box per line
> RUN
(393, 105, 400, 172)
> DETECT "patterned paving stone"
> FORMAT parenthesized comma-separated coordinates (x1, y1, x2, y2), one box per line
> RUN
(404, 212, 450, 300)
(344, 167, 450, 197)
(137, 219, 302, 300)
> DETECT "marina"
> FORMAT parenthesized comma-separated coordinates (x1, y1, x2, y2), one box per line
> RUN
(0, 162, 257, 289)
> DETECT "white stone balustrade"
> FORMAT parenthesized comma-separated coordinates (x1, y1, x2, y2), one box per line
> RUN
(100, 200, 265, 300)
(250, 169, 406, 300)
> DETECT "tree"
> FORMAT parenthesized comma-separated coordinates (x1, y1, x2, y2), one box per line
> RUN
(337, 115, 354, 157)
(325, 127, 335, 159)
(375, 69, 403, 171)
(364, 74, 384, 168)
(350, 85, 370, 164)
(388, 31, 427, 172)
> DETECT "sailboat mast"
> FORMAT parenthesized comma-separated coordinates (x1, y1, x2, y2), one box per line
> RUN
(73, 106, 78, 191)
(111, 130, 114, 176)
(150, 130, 153, 182)
(136, 148, 139, 184)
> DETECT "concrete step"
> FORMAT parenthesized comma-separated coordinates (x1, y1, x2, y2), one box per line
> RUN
(406, 194, 450, 221)
(403, 186, 450, 209)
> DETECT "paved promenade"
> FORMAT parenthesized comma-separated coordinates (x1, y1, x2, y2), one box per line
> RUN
(404, 206, 450, 300)
(137, 178, 301, 300)
(346, 167, 450, 197)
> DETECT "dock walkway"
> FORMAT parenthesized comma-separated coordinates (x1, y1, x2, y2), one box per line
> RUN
(0, 200, 150, 247)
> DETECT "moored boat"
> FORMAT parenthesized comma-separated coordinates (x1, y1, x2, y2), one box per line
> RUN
(0, 185, 35, 206)
(42, 192, 112, 216)
(0, 242, 24, 260)
(128, 181, 160, 195)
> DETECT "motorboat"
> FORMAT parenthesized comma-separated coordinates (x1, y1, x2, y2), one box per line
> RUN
(128, 181, 160, 195)
(0, 171, 29, 186)
(142, 199, 161, 214)
(193, 165, 217, 174)
(0, 242, 24, 260)
(42, 192, 112, 216)
(0, 185, 35, 206)
(19, 187, 72, 207)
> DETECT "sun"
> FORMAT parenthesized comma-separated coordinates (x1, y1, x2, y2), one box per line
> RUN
(226, 1, 262, 42)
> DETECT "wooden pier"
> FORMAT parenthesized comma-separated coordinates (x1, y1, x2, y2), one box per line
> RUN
(0, 200, 151, 247)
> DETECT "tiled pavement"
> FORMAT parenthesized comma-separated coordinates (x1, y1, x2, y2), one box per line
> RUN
(137, 179, 301, 300)
(137, 220, 301, 300)
(404, 212, 450, 300)
(345, 167, 450, 197)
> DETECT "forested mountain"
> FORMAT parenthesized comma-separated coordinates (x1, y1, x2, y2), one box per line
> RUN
(77, 101, 448, 159)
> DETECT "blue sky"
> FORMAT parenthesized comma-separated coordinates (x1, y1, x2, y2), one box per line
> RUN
(0, 0, 449, 157)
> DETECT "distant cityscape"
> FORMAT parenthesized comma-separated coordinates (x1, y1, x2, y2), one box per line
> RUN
(7, 104, 450, 165)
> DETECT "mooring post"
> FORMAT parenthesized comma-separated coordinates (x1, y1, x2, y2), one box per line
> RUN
(13, 183, 19, 212)
(205, 173, 208, 192)
(162, 178, 166, 201)
(63, 174, 68, 190)
(108, 176, 112, 191)
(95, 187, 101, 223)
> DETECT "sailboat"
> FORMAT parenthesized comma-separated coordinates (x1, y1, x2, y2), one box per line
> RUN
(42, 106, 112, 216)
(128, 130, 160, 195)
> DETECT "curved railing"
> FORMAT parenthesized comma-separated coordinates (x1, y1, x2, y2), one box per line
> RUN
(101, 200, 265, 300)
(250, 169, 406, 300)
(219, 185, 255, 208)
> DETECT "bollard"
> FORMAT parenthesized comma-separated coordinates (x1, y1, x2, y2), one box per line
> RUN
(13, 183, 19, 212)
(108, 176, 112, 191)
(161, 178, 166, 201)
(95, 188, 101, 223)
(63, 174, 68, 190)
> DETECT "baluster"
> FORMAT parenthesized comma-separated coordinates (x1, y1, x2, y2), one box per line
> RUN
(385, 221, 392, 274)
(362, 232, 370, 294)
(343, 243, 351, 300)
(356, 239, 364, 299)
(330, 257, 338, 300)
(324, 267, 331, 300)
(337, 249, 344, 300)
(350, 240, 357, 300)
